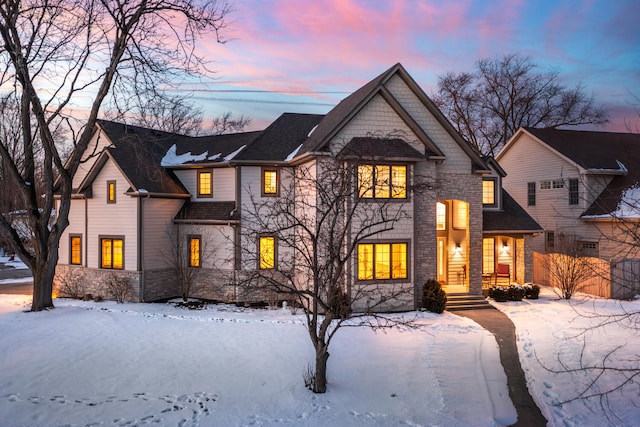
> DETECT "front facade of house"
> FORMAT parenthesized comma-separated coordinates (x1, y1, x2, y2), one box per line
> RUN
(497, 127, 640, 262)
(55, 64, 540, 310)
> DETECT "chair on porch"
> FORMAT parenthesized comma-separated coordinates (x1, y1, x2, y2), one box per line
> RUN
(495, 263, 510, 285)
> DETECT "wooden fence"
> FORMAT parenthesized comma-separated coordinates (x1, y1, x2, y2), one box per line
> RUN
(533, 252, 640, 299)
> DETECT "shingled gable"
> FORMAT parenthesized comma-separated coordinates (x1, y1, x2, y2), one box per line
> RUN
(337, 137, 424, 161)
(293, 63, 489, 172)
(76, 121, 189, 197)
(501, 127, 640, 218)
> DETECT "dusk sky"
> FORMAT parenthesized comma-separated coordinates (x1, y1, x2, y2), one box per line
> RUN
(174, 0, 639, 133)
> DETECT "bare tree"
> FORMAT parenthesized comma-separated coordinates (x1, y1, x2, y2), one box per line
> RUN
(0, 0, 230, 311)
(239, 150, 423, 393)
(207, 111, 252, 135)
(161, 223, 216, 301)
(107, 93, 205, 136)
(543, 233, 596, 299)
(434, 53, 609, 156)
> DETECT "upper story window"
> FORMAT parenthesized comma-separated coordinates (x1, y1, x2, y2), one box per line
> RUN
(197, 170, 212, 198)
(541, 179, 565, 190)
(262, 168, 279, 196)
(189, 235, 201, 268)
(357, 164, 407, 199)
(70, 235, 82, 265)
(568, 178, 579, 205)
(527, 182, 536, 206)
(453, 200, 468, 229)
(436, 202, 446, 230)
(107, 181, 116, 203)
(482, 179, 497, 206)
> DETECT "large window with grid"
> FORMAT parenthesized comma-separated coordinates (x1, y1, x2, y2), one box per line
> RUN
(101, 237, 123, 269)
(357, 242, 408, 281)
(357, 165, 407, 199)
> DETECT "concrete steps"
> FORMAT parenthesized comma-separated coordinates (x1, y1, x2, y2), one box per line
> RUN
(446, 293, 494, 311)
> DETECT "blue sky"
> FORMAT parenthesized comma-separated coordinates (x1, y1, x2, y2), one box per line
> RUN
(173, 0, 639, 132)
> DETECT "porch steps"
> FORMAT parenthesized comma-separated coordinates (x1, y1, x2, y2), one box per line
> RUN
(446, 293, 494, 311)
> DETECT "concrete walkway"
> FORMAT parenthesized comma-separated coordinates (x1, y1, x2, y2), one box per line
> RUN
(456, 308, 548, 427)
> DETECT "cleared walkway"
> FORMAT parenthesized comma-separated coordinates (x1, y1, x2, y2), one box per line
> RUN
(456, 308, 548, 427)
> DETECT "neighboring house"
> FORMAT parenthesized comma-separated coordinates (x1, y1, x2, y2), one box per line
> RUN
(497, 127, 640, 261)
(55, 63, 540, 310)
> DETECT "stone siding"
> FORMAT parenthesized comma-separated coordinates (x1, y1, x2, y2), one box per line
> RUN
(55, 265, 142, 302)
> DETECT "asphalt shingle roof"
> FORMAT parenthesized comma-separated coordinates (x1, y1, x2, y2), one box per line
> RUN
(483, 190, 543, 233)
(522, 128, 640, 218)
(174, 201, 239, 222)
(97, 120, 189, 195)
(235, 113, 324, 162)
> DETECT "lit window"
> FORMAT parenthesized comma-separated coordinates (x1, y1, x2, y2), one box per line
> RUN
(358, 164, 407, 199)
(453, 200, 468, 229)
(358, 165, 374, 198)
(540, 181, 551, 190)
(375, 244, 391, 279)
(482, 180, 495, 205)
(392, 243, 407, 279)
(259, 236, 275, 269)
(263, 169, 278, 196)
(357, 244, 373, 280)
(189, 236, 201, 268)
(391, 166, 407, 198)
(436, 202, 446, 230)
(101, 238, 123, 269)
(357, 242, 407, 281)
(70, 235, 82, 265)
(482, 238, 495, 274)
(197, 170, 212, 197)
(107, 181, 116, 203)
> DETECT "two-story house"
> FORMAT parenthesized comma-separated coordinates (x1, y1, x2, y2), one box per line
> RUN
(55, 64, 540, 310)
(497, 127, 640, 261)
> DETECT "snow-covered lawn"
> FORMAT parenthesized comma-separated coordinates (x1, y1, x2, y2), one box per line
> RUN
(495, 288, 640, 426)
(0, 287, 638, 426)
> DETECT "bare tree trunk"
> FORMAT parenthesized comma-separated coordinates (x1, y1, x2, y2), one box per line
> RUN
(314, 343, 330, 393)
(31, 259, 55, 311)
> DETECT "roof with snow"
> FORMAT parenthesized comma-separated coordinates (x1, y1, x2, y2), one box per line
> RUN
(87, 120, 189, 195)
(513, 128, 640, 219)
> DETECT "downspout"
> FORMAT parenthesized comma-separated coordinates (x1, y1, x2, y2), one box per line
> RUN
(138, 195, 143, 301)
(233, 164, 242, 301)
(138, 193, 150, 301)
(84, 197, 88, 267)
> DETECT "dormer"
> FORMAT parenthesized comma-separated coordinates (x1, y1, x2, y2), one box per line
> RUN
(482, 157, 506, 211)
